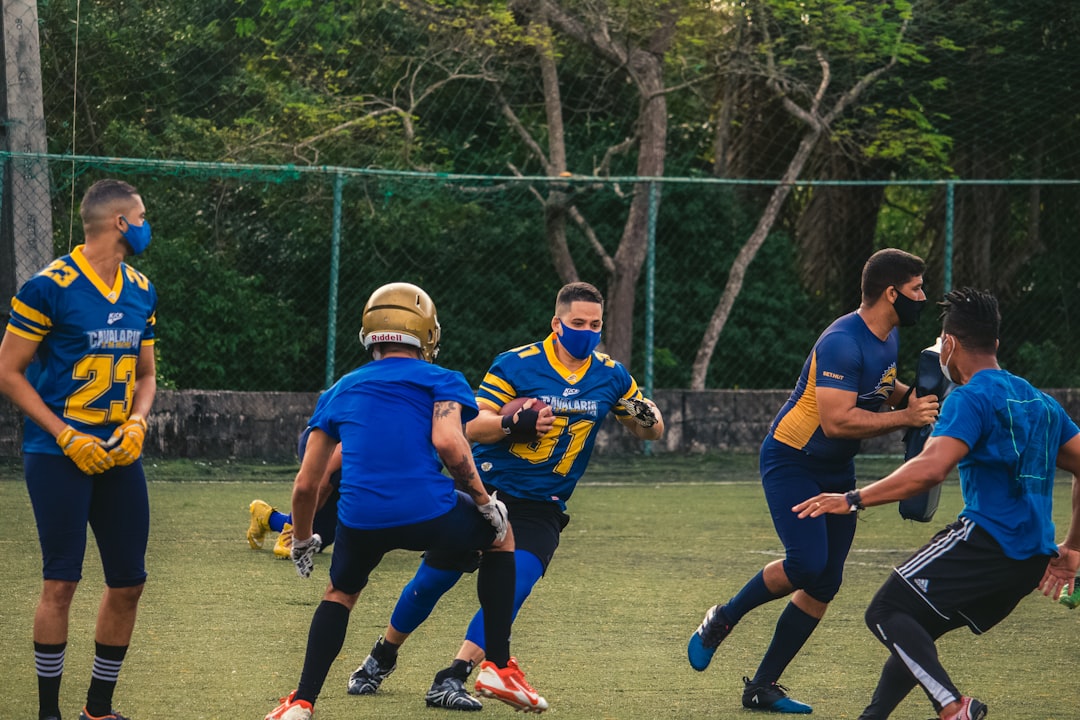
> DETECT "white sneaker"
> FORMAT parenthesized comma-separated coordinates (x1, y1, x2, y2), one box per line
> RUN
(474, 658, 548, 713)
(264, 690, 313, 720)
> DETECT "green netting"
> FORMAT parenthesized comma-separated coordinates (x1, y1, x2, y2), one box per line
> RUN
(3, 153, 1078, 391)
(3, 1, 1079, 390)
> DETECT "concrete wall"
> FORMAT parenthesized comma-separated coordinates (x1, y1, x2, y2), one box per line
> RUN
(3, 387, 1079, 461)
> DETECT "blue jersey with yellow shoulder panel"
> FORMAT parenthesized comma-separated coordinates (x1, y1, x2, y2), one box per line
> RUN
(308, 356, 479, 531)
(6, 245, 157, 454)
(933, 369, 1079, 559)
(770, 312, 898, 462)
(472, 332, 644, 510)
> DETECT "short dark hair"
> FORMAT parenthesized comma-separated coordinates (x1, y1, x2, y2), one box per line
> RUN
(939, 287, 999, 354)
(861, 248, 926, 302)
(555, 282, 604, 314)
(80, 179, 140, 224)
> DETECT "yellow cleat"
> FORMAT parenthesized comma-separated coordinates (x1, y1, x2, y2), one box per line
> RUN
(247, 499, 274, 549)
(273, 523, 294, 558)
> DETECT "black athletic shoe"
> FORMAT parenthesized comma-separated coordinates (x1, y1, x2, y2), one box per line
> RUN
(425, 676, 483, 711)
(347, 653, 396, 695)
(741, 676, 813, 714)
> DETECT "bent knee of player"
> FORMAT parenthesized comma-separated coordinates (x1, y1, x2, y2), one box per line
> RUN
(782, 554, 830, 590)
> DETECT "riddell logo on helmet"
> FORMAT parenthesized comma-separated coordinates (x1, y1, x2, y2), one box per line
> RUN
(368, 331, 408, 343)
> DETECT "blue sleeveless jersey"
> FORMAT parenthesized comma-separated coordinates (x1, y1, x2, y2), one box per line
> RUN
(769, 312, 899, 462)
(308, 356, 479, 530)
(472, 333, 644, 510)
(933, 369, 1079, 559)
(6, 245, 157, 454)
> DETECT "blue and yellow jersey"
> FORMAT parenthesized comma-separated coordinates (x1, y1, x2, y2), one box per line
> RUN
(309, 356, 479, 530)
(472, 332, 644, 509)
(935, 369, 1080, 559)
(7, 245, 157, 454)
(770, 312, 898, 461)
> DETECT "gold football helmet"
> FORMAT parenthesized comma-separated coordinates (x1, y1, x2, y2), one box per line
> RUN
(360, 282, 441, 362)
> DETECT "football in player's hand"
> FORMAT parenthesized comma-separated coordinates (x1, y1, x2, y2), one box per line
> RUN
(500, 397, 548, 416)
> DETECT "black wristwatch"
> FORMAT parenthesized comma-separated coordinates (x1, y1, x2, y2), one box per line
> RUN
(844, 489, 865, 512)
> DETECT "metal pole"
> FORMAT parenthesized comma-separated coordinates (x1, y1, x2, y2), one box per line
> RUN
(643, 181, 659, 456)
(944, 182, 954, 292)
(325, 171, 344, 388)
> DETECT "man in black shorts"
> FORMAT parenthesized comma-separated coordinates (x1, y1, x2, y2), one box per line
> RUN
(795, 288, 1080, 720)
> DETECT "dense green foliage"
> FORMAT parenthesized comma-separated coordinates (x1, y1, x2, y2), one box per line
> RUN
(32, 0, 1080, 389)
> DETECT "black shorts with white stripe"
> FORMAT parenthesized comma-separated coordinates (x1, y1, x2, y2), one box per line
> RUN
(890, 516, 1051, 634)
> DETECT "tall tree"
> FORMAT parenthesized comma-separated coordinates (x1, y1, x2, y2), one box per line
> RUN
(691, 0, 927, 389)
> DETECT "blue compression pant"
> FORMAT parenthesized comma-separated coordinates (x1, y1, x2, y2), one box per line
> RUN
(387, 549, 544, 646)
(464, 549, 544, 650)
(390, 563, 464, 633)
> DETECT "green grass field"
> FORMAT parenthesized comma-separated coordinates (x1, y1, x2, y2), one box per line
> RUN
(1, 453, 1075, 720)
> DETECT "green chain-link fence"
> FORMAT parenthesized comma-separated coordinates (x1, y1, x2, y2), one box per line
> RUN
(4, 152, 1078, 393)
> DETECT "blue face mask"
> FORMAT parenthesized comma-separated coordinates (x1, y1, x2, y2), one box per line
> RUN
(120, 216, 152, 255)
(557, 321, 601, 360)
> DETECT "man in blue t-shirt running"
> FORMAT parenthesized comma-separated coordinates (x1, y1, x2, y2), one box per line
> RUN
(794, 287, 1080, 720)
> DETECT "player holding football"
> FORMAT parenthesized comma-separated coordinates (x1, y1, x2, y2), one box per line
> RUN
(794, 288, 1080, 720)
(0, 179, 158, 720)
(344, 281, 664, 710)
(264, 282, 547, 720)
(687, 248, 940, 714)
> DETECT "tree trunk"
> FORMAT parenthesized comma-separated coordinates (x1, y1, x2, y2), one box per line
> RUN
(604, 50, 667, 366)
(533, 14, 578, 284)
(690, 128, 820, 389)
(545, 193, 577, 283)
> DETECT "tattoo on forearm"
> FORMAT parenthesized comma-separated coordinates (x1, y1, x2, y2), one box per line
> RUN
(434, 400, 459, 420)
(446, 454, 481, 498)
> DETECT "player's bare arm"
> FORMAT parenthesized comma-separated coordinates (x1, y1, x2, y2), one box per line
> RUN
(467, 402, 555, 444)
(0, 331, 71, 438)
(315, 443, 343, 510)
(1040, 434, 1080, 598)
(817, 385, 938, 440)
(793, 435, 969, 518)
(129, 342, 157, 420)
(433, 400, 490, 505)
(290, 427, 335, 541)
(886, 379, 911, 406)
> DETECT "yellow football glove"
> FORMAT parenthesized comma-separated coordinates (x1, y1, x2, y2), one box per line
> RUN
(107, 415, 148, 466)
(56, 425, 115, 475)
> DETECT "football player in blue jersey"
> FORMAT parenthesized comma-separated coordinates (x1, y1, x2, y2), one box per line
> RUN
(0, 179, 158, 720)
(264, 282, 548, 720)
(794, 288, 1080, 720)
(687, 248, 940, 714)
(344, 281, 664, 710)
(246, 428, 343, 559)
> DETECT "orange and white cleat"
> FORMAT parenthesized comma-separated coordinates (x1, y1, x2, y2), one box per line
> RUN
(264, 690, 313, 720)
(474, 657, 548, 713)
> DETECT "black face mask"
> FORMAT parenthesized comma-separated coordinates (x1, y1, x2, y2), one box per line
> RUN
(892, 287, 926, 327)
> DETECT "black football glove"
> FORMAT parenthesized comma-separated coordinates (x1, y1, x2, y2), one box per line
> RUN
(501, 405, 542, 442)
(619, 397, 658, 428)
